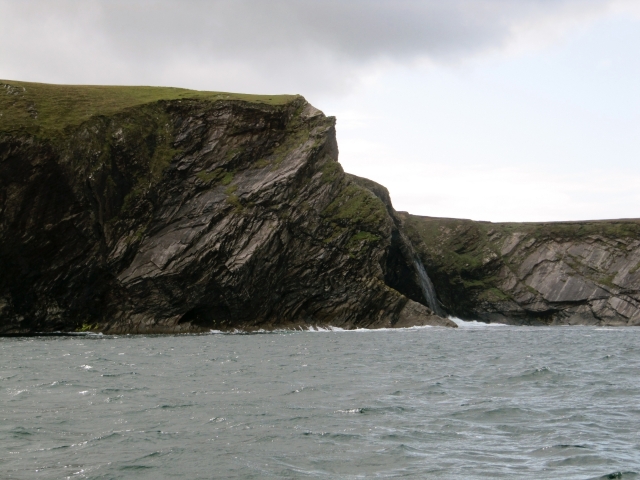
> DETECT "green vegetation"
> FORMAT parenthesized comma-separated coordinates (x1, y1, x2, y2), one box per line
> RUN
(477, 288, 511, 302)
(226, 194, 242, 211)
(270, 124, 310, 168)
(76, 323, 99, 332)
(221, 172, 235, 186)
(400, 212, 640, 315)
(319, 181, 388, 256)
(0, 79, 297, 137)
(481, 218, 640, 242)
(126, 227, 147, 245)
(120, 180, 147, 215)
(196, 169, 224, 184)
(321, 160, 342, 183)
(150, 142, 179, 182)
(195, 168, 235, 187)
(224, 183, 241, 211)
(323, 184, 387, 228)
(346, 231, 380, 252)
(401, 216, 496, 275)
(253, 158, 271, 169)
(598, 273, 618, 289)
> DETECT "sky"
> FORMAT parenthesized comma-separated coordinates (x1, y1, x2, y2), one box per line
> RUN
(1, 0, 639, 222)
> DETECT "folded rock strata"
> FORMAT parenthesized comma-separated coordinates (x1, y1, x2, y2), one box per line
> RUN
(401, 214, 640, 326)
(0, 80, 454, 333)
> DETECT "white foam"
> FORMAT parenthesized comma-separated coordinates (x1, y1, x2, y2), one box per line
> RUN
(209, 324, 443, 335)
(306, 325, 435, 333)
(335, 408, 364, 414)
(449, 317, 507, 328)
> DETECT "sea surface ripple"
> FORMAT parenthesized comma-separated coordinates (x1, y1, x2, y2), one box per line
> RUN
(1, 322, 640, 479)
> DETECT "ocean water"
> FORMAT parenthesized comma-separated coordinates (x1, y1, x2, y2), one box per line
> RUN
(1, 321, 640, 479)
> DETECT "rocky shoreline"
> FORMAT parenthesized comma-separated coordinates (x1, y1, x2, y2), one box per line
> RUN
(1, 80, 638, 333)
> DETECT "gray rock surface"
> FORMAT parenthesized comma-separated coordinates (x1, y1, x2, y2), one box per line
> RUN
(401, 215, 640, 326)
(0, 89, 451, 333)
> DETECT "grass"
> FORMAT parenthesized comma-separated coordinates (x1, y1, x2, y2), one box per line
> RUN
(196, 169, 225, 184)
(477, 288, 512, 302)
(318, 180, 389, 256)
(76, 323, 99, 332)
(0, 79, 298, 138)
(321, 160, 343, 183)
(598, 273, 618, 289)
(323, 184, 387, 228)
(221, 172, 235, 186)
(195, 168, 235, 187)
(346, 231, 381, 253)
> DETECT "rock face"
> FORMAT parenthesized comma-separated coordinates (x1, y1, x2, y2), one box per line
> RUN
(401, 214, 640, 326)
(0, 80, 454, 333)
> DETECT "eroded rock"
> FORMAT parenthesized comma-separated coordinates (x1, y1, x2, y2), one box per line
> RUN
(401, 214, 640, 326)
(0, 82, 450, 333)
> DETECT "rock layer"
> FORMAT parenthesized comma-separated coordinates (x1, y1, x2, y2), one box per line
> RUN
(0, 80, 454, 333)
(401, 214, 640, 326)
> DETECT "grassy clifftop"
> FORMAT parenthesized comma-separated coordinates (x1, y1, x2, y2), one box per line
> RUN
(401, 215, 640, 275)
(0, 80, 297, 138)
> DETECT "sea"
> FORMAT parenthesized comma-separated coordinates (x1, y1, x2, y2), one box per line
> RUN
(1, 319, 639, 479)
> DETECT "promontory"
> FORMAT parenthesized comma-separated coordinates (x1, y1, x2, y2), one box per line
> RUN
(1, 80, 638, 333)
(0, 80, 453, 333)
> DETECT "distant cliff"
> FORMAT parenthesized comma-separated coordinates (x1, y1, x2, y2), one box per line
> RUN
(401, 214, 640, 326)
(0, 80, 454, 333)
(4, 80, 638, 332)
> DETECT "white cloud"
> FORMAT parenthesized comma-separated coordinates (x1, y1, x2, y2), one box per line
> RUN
(355, 161, 640, 222)
(0, 0, 631, 95)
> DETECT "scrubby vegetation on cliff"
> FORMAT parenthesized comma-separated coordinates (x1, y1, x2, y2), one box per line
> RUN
(401, 214, 640, 325)
(0, 80, 452, 333)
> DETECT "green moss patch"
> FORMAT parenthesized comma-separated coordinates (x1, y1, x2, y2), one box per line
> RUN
(346, 231, 381, 252)
(197, 169, 224, 184)
(76, 323, 99, 332)
(321, 160, 343, 184)
(221, 172, 235, 186)
(323, 184, 387, 229)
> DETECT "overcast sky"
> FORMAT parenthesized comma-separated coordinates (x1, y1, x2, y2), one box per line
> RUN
(2, 0, 639, 221)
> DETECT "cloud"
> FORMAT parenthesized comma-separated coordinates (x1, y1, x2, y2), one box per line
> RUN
(350, 160, 640, 222)
(0, 0, 633, 94)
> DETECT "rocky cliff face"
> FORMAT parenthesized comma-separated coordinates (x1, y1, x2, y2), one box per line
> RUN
(0, 80, 454, 333)
(401, 214, 640, 326)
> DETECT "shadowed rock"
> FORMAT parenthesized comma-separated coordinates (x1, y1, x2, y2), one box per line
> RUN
(0, 80, 451, 333)
(401, 214, 640, 326)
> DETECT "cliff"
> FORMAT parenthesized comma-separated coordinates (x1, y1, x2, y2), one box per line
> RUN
(401, 214, 640, 326)
(0, 80, 454, 333)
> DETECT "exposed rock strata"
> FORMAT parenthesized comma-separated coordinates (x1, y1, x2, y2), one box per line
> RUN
(0, 80, 454, 333)
(401, 214, 640, 326)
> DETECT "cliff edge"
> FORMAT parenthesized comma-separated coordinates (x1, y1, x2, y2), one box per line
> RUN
(401, 214, 640, 326)
(0, 80, 454, 333)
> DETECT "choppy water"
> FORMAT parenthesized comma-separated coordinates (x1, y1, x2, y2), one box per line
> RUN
(2, 321, 640, 479)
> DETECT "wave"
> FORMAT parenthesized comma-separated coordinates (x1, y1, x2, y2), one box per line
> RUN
(208, 324, 438, 335)
(334, 408, 364, 414)
(449, 317, 508, 328)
